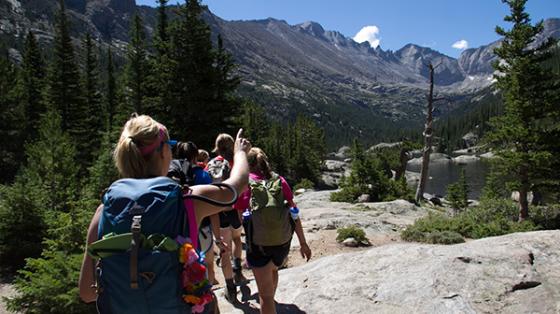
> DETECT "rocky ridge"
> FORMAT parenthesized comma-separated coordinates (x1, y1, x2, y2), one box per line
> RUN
(1, 0, 558, 146)
(218, 230, 560, 314)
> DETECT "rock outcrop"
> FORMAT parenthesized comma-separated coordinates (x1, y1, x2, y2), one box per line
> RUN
(217, 230, 560, 313)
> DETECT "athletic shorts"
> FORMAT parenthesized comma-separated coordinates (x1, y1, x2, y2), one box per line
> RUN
(219, 209, 242, 229)
(246, 240, 291, 268)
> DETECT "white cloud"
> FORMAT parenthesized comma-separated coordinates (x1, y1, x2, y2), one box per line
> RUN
(452, 39, 469, 50)
(353, 25, 380, 48)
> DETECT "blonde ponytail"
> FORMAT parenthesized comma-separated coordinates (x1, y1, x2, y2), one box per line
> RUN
(113, 115, 168, 178)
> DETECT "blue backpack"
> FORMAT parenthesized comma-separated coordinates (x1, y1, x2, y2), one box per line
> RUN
(92, 177, 196, 314)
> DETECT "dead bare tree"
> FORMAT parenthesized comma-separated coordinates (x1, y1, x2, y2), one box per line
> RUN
(415, 62, 445, 202)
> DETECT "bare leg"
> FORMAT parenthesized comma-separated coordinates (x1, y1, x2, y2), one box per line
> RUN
(220, 227, 233, 280)
(272, 266, 279, 296)
(232, 226, 243, 260)
(206, 244, 217, 284)
(252, 261, 277, 314)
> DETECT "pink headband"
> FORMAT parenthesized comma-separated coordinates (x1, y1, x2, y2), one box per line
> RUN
(138, 127, 166, 156)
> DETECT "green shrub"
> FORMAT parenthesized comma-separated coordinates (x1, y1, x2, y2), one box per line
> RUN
(330, 183, 362, 203)
(383, 176, 415, 203)
(294, 178, 315, 190)
(0, 182, 46, 273)
(330, 140, 414, 203)
(446, 168, 469, 211)
(401, 227, 427, 242)
(6, 250, 96, 314)
(336, 225, 367, 243)
(401, 198, 548, 243)
(529, 204, 560, 230)
(426, 231, 465, 244)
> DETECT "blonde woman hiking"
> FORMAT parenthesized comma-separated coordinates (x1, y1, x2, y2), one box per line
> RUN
(78, 114, 251, 313)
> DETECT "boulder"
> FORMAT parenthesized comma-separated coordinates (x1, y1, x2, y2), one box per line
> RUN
(357, 194, 371, 203)
(462, 131, 478, 148)
(327, 146, 351, 160)
(511, 191, 541, 205)
(319, 172, 342, 190)
(453, 155, 480, 164)
(429, 197, 443, 206)
(216, 231, 560, 313)
(408, 153, 452, 166)
(480, 152, 495, 159)
(322, 160, 346, 172)
(342, 237, 359, 247)
(368, 142, 402, 152)
(404, 170, 420, 188)
(293, 191, 427, 235)
(409, 149, 423, 158)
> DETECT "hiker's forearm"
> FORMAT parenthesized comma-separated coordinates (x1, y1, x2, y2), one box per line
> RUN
(294, 218, 307, 245)
(223, 150, 249, 195)
(79, 205, 102, 303)
(79, 254, 96, 303)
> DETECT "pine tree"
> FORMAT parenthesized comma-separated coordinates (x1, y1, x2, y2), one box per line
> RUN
(20, 110, 80, 213)
(125, 14, 148, 114)
(0, 109, 79, 275)
(0, 180, 46, 272)
(0, 51, 25, 183)
(22, 31, 46, 141)
(290, 115, 325, 184)
(167, 0, 240, 147)
(214, 34, 240, 102)
(105, 48, 117, 133)
(154, 0, 169, 57)
(47, 0, 83, 132)
(487, 0, 560, 220)
(81, 32, 103, 161)
(141, 0, 172, 124)
(240, 100, 270, 147)
(447, 168, 469, 211)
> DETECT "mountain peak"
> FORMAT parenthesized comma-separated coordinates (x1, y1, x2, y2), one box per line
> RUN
(296, 21, 325, 37)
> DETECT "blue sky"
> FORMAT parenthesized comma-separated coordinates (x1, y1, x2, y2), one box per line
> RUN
(136, 0, 559, 58)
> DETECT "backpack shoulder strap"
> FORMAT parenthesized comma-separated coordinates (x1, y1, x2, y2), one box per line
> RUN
(182, 189, 199, 251)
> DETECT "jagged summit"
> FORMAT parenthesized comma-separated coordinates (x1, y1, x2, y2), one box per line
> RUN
(1, 0, 557, 145)
(296, 21, 326, 37)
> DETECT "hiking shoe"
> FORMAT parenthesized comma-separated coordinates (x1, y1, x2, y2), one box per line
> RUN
(233, 271, 249, 286)
(224, 286, 237, 304)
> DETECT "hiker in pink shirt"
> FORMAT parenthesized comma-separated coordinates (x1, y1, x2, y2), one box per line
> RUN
(234, 147, 311, 314)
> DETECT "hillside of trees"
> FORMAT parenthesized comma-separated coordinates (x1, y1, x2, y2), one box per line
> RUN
(0, 0, 325, 312)
(434, 42, 560, 154)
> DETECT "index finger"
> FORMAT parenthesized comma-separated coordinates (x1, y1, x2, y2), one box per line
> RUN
(236, 128, 244, 140)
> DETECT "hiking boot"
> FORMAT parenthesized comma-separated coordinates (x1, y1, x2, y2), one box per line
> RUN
(233, 270, 249, 286)
(224, 285, 237, 304)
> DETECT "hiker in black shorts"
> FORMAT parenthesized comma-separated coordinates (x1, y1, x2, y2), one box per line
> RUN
(207, 133, 249, 303)
(234, 147, 312, 314)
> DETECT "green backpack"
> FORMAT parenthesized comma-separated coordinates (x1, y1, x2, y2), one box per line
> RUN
(248, 173, 294, 247)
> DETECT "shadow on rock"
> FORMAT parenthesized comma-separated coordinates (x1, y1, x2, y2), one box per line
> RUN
(276, 302, 307, 313)
(233, 286, 306, 314)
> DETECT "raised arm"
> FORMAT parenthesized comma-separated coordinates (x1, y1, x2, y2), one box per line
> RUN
(191, 129, 251, 226)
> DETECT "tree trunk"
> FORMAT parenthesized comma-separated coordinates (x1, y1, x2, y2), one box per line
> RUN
(415, 63, 436, 203)
(395, 146, 408, 181)
(518, 164, 529, 221)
